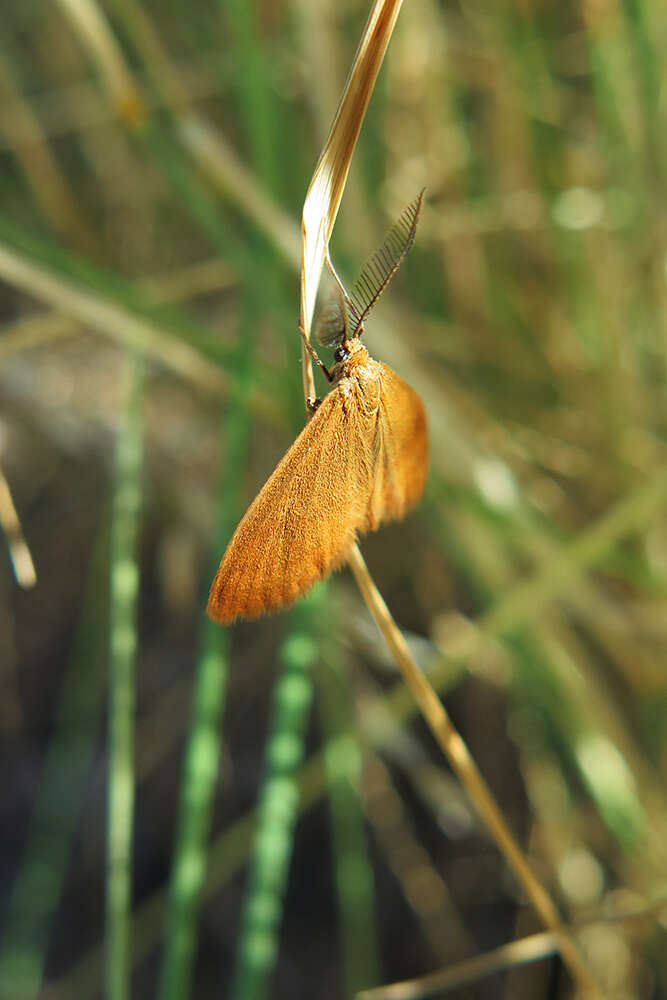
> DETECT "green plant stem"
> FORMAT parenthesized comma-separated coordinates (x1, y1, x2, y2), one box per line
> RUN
(56, 458, 667, 999)
(316, 655, 381, 997)
(156, 622, 230, 1000)
(0, 534, 109, 1000)
(157, 305, 257, 1000)
(230, 592, 322, 1000)
(106, 353, 144, 1000)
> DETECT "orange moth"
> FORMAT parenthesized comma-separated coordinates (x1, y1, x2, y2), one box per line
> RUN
(207, 192, 428, 624)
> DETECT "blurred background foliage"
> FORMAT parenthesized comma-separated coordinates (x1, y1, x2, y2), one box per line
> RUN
(1, 0, 667, 998)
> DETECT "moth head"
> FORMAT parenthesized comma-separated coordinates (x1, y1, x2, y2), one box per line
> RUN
(333, 343, 350, 364)
(331, 337, 367, 373)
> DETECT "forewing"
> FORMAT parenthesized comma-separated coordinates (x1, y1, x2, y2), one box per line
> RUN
(368, 363, 428, 525)
(207, 384, 376, 624)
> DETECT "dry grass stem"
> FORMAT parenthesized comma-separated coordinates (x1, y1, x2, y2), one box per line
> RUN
(5, 1, 666, 996)
(357, 931, 560, 999)
(0, 313, 79, 361)
(300, 0, 404, 400)
(358, 896, 667, 999)
(298, 2, 599, 994)
(55, 0, 144, 123)
(62, 0, 302, 271)
(0, 243, 228, 395)
(0, 59, 96, 254)
(346, 546, 601, 996)
(0, 466, 37, 588)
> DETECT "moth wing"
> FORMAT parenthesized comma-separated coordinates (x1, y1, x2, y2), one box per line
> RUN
(368, 363, 428, 527)
(312, 267, 347, 346)
(207, 385, 376, 624)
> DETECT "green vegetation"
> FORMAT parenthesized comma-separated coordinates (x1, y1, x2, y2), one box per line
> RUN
(1, 1, 666, 998)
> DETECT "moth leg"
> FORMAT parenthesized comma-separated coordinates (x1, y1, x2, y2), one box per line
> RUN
(299, 323, 333, 382)
(306, 396, 322, 413)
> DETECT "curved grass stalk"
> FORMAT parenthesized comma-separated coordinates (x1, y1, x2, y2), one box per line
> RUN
(0, 241, 228, 397)
(345, 545, 601, 997)
(296, 0, 599, 992)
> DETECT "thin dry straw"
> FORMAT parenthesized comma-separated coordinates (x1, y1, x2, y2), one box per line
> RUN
(58, 0, 301, 267)
(54, 0, 144, 123)
(106, 353, 144, 1000)
(86, 0, 485, 503)
(358, 895, 667, 1000)
(299, 0, 405, 401)
(58, 0, 268, 275)
(297, 0, 600, 994)
(0, 466, 36, 588)
(344, 547, 600, 995)
(357, 931, 560, 1000)
(19, 3, 664, 992)
(0, 241, 229, 396)
(0, 46, 96, 254)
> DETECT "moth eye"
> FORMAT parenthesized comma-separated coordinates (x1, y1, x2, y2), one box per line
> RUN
(334, 345, 349, 364)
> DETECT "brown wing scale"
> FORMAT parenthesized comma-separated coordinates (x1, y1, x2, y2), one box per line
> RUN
(207, 379, 378, 623)
(207, 353, 428, 625)
(368, 362, 428, 527)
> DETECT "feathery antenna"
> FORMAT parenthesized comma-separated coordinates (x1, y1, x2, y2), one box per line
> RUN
(347, 189, 424, 337)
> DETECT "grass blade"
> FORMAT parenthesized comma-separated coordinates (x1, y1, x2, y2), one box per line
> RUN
(316, 650, 381, 996)
(0, 534, 108, 999)
(106, 353, 144, 1000)
(230, 592, 322, 1000)
(157, 303, 257, 1000)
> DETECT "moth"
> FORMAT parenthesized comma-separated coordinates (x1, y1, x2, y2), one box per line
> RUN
(207, 191, 428, 624)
